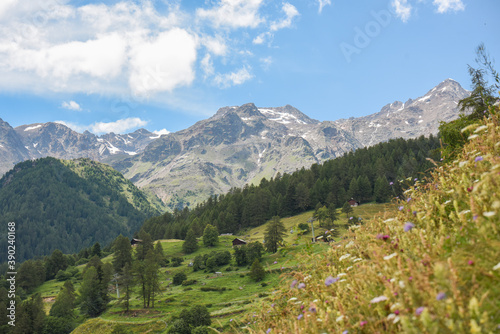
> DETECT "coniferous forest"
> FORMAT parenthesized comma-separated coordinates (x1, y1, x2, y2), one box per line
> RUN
(0, 157, 161, 262)
(141, 135, 441, 241)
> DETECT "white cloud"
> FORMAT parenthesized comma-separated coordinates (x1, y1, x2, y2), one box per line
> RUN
(260, 56, 273, 70)
(270, 3, 299, 32)
(253, 32, 268, 45)
(90, 118, 149, 134)
(153, 129, 170, 136)
(196, 0, 265, 29)
(433, 0, 465, 13)
(56, 117, 149, 134)
(392, 0, 412, 22)
(201, 35, 227, 56)
(129, 28, 198, 96)
(214, 67, 253, 88)
(201, 54, 215, 77)
(61, 100, 82, 111)
(317, 0, 332, 14)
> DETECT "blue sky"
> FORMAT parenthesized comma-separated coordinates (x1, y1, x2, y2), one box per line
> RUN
(0, 0, 498, 135)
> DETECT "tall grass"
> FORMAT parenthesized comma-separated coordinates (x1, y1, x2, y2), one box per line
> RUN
(245, 110, 500, 333)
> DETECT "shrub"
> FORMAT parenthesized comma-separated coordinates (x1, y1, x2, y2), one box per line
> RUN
(171, 257, 183, 267)
(249, 259, 266, 282)
(173, 272, 187, 285)
(181, 279, 197, 286)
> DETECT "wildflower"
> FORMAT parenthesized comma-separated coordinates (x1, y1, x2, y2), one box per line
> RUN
(273, 261, 278, 264)
(376, 234, 389, 240)
(370, 296, 388, 303)
(473, 215, 478, 220)
(384, 253, 397, 260)
(289, 297, 298, 302)
(266, 329, 271, 334)
(360, 321, 367, 327)
(475, 156, 483, 162)
(271, 303, 275, 308)
(325, 276, 339, 286)
(404, 222, 415, 232)
(483, 211, 497, 217)
(390, 182, 394, 185)
(309, 306, 317, 313)
(291, 280, 298, 288)
(413, 211, 417, 216)
(336, 315, 344, 322)
(416, 307, 425, 315)
(230, 319, 233, 322)
(436, 292, 447, 301)
(414, 178, 418, 181)
(399, 206, 404, 211)
(339, 254, 351, 261)
(342, 331, 348, 334)
(297, 314, 303, 320)
(493, 262, 500, 271)
(349, 216, 353, 220)
(298, 283, 305, 289)
(407, 197, 411, 202)
(468, 260, 474, 266)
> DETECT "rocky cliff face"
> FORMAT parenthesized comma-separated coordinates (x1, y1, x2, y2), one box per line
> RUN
(0, 121, 160, 176)
(334, 79, 469, 146)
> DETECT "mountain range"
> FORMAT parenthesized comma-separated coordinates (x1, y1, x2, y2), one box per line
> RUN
(0, 79, 469, 209)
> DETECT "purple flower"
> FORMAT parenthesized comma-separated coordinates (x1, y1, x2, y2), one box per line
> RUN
(297, 314, 303, 320)
(390, 182, 394, 185)
(416, 307, 425, 315)
(404, 222, 415, 232)
(291, 280, 298, 288)
(325, 276, 339, 286)
(407, 197, 412, 203)
(360, 321, 367, 326)
(309, 306, 317, 313)
(298, 283, 306, 289)
(342, 331, 348, 334)
(230, 319, 233, 322)
(273, 261, 278, 264)
(436, 292, 447, 301)
(266, 329, 271, 334)
(349, 216, 353, 220)
(413, 211, 417, 216)
(377, 234, 390, 240)
(398, 206, 404, 211)
(414, 178, 418, 181)
(473, 215, 478, 221)
(475, 156, 483, 162)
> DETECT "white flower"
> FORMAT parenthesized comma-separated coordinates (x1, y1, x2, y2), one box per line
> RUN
(384, 218, 396, 222)
(384, 253, 398, 260)
(468, 134, 479, 140)
(459, 161, 468, 168)
(474, 125, 488, 133)
(337, 273, 347, 277)
(288, 297, 298, 302)
(336, 315, 344, 322)
(346, 266, 353, 271)
(353, 258, 363, 262)
(391, 303, 402, 311)
(339, 254, 351, 261)
(483, 211, 497, 217)
(387, 313, 396, 320)
(393, 316, 400, 324)
(459, 210, 471, 215)
(345, 241, 355, 248)
(399, 281, 406, 289)
(493, 262, 500, 271)
(370, 296, 388, 303)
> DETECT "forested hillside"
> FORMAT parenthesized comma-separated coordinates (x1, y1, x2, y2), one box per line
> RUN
(141, 135, 441, 240)
(0, 158, 161, 262)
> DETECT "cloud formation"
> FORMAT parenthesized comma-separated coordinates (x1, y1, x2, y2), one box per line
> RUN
(392, 0, 412, 22)
(196, 0, 265, 29)
(61, 100, 82, 111)
(214, 67, 253, 88)
(433, 0, 465, 13)
(317, 0, 332, 14)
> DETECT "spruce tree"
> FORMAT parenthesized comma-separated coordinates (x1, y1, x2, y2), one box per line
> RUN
(112, 235, 132, 274)
(249, 259, 266, 282)
(202, 224, 219, 247)
(182, 228, 199, 254)
(264, 216, 286, 253)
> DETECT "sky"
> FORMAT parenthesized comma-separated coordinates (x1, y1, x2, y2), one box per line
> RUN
(0, 0, 499, 135)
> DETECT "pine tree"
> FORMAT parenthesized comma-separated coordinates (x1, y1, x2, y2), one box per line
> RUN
(182, 228, 199, 254)
(14, 293, 45, 334)
(264, 216, 286, 253)
(249, 259, 266, 282)
(342, 202, 354, 221)
(49, 282, 75, 318)
(79, 266, 106, 317)
(112, 235, 132, 274)
(120, 263, 134, 313)
(91, 242, 102, 258)
(202, 224, 219, 247)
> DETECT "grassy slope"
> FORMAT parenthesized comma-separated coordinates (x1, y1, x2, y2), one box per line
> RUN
(36, 203, 390, 333)
(246, 114, 500, 333)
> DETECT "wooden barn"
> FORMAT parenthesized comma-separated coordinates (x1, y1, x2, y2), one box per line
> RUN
(131, 238, 142, 246)
(348, 198, 359, 207)
(232, 238, 247, 247)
